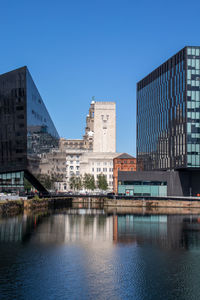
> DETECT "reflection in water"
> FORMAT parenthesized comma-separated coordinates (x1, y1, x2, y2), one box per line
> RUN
(1, 211, 200, 250)
(1, 209, 200, 299)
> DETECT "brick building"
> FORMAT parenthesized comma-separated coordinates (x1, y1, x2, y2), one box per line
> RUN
(113, 153, 136, 194)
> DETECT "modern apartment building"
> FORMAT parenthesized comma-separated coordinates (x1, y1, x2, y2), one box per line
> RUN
(0, 66, 59, 193)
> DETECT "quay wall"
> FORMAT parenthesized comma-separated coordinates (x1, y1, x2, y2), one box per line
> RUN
(104, 199, 200, 209)
(2, 196, 200, 215)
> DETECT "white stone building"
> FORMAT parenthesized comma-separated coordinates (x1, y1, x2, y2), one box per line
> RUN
(93, 102, 116, 153)
(48, 100, 119, 191)
(80, 152, 117, 190)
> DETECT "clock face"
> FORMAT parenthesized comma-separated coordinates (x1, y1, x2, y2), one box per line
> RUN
(87, 131, 94, 137)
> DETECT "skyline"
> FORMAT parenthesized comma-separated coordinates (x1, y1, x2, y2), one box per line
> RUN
(1, 0, 200, 155)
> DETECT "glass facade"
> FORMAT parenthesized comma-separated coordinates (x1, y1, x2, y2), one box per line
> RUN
(0, 67, 59, 191)
(137, 46, 200, 171)
(118, 181, 167, 196)
(0, 172, 24, 192)
(0, 67, 27, 173)
(186, 47, 200, 167)
(26, 68, 59, 176)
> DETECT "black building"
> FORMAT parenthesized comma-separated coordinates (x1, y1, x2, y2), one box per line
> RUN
(134, 46, 200, 196)
(137, 46, 200, 171)
(0, 66, 59, 193)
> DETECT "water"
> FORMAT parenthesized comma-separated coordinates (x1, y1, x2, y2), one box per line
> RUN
(1, 207, 200, 300)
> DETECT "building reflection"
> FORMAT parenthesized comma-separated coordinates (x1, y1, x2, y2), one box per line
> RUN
(1, 211, 200, 251)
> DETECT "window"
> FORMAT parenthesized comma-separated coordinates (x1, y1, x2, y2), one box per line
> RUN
(103, 168, 107, 172)
(17, 114, 24, 119)
(16, 106, 23, 111)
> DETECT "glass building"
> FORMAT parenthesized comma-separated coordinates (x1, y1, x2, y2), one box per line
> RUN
(0, 66, 59, 192)
(137, 46, 200, 171)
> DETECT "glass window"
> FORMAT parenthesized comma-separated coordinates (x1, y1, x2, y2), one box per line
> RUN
(187, 48, 192, 55)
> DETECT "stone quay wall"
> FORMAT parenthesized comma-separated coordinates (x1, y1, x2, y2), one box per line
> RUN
(2, 196, 200, 215)
(103, 199, 200, 209)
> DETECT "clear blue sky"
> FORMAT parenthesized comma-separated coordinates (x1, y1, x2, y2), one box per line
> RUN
(0, 0, 200, 155)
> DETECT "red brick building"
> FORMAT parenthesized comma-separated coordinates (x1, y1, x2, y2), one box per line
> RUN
(113, 153, 136, 194)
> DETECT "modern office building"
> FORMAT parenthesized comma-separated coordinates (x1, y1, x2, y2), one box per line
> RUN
(137, 46, 200, 171)
(135, 46, 200, 196)
(0, 66, 59, 193)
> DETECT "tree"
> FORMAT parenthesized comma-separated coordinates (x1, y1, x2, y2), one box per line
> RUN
(75, 176, 83, 191)
(69, 175, 76, 191)
(97, 174, 108, 191)
(83, 173, 96, 191)
(36, 174, 52, 190)
(69, 175, 82, 191)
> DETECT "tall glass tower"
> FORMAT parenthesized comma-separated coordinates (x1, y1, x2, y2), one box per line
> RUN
(137, 46, 200, 171)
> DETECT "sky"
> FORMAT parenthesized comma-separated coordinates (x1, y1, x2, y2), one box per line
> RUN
(0, 0, 200, 155)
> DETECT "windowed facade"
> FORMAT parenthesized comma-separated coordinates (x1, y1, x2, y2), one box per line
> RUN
(0, 67, 59, 192)
(0, 172, 24, 192)
(137, 46, 200, 171)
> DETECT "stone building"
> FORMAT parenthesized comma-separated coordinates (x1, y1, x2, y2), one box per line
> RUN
(92, 102, 116, 153)
(38, 100, 119, 192)
(58, 101, 118, 191)
(80, 152, 117, 190)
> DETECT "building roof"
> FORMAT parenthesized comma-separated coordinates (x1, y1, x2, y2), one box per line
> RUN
(115, 153, 135, 159)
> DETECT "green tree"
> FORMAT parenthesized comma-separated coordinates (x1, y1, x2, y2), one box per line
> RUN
(69, 175, 82, 191)
(69, 175, 76, 191)
(35, 173, 64, 191)
(83, 173, 96, 191)
(97, 174, 108, 191)
(75, 176, 83, 191)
